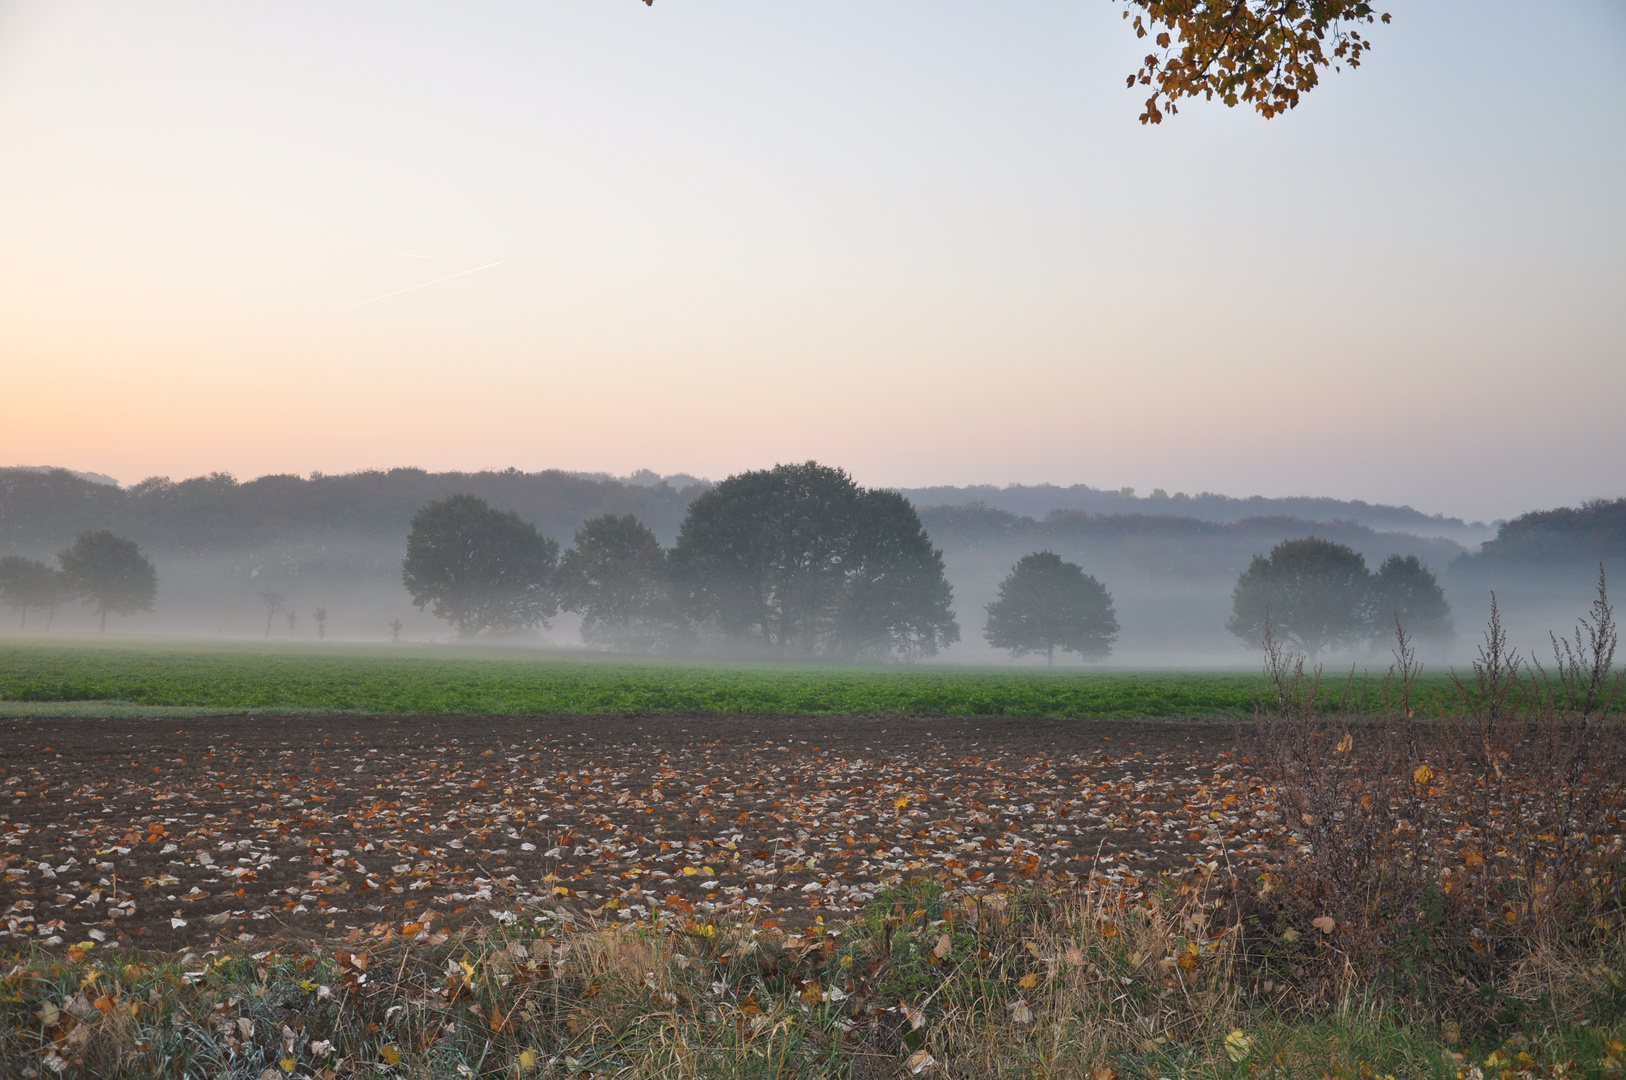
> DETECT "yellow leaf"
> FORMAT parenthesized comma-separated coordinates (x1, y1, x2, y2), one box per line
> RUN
(894, 796, 909, 809)
(1224, 1029, 1254, 1062)
(1336, 733, 1353, 753)
(279, 1058, 297, 1073)
(1413, 764, 1434, 784)
(1017, 972, 1038, 988)
(682, 866, 698, 876)
(517, 1049, 538, 1071)
(380, 1044, 403, 1065)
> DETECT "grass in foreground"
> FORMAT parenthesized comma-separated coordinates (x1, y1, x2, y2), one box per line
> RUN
(3, 878, 1622, 1080)
(0, 637, 1467, 717)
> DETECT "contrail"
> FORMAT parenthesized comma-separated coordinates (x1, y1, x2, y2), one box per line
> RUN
(335, 260, 505, 311)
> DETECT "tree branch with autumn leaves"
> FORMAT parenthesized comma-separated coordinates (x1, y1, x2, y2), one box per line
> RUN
(637, 0, 1391, 125)
(1124, 0, 1390, 121)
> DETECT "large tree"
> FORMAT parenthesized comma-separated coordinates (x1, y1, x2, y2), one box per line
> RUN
(668, 462, 959, 660)
(1371, 554, 1453, 645)
(1226, 536, 1371, 662)
(0, 555, 69, 631)
(57, 530, 158, 631)
(559, 513, 689, 653)
(401, 494, 560, 638)
(983, 551, 1119, 665)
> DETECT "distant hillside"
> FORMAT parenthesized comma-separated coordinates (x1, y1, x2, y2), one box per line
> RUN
(897, 483, 1491, 544)
(1455, 498, 1626, 570)
(0, 466, 707, 553)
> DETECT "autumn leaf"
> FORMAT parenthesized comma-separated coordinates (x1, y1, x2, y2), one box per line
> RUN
(905, 1049, 937, 1074)
(1017, 972, 1039, 989)
(1312, 916, 1337, 934)
(1224, 1029, 1254, 1062)
(1413, 764, 1434, 784)
(1336, 733, 1354, 753)
(380, 1044, 403, 1066)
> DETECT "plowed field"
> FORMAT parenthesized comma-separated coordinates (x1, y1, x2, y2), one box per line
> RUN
(2, 713, 1269, 956)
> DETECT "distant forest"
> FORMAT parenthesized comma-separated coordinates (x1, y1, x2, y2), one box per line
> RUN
(894, 483, 1496, 545)
(1, 466, 1620, 661)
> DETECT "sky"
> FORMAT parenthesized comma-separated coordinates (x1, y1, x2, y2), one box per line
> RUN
(1, 0, 1622, 523)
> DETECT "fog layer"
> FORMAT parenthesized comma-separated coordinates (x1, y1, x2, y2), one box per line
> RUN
(2, 467, 1619, 668)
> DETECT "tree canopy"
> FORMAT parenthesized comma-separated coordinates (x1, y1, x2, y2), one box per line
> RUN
(401, 494, 561, 638)
(983, 551, 1120, 665)
(1226, 536, 1373, 662)
(1371, 554, 1453, 645)
(668, 462, 959, 660)
(57, 530, 158, 631)
(560, 513, 688, 653)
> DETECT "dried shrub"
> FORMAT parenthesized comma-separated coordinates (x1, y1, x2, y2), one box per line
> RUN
(1240, 572, 1626, 1028)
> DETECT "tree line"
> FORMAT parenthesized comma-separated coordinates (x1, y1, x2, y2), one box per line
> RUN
(402, 463, 963, 661)
(400, 461, 1120, 663)
(401, 463, 1456, 665)
(0, 463, 1462, 661)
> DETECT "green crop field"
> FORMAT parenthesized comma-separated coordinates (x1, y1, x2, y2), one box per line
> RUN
(0, 637, 1465, 718)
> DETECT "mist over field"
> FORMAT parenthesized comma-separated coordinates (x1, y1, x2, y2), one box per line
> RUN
(2, 464, 1618, 668)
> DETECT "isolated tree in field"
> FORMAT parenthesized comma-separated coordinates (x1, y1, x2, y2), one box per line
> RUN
(0, 555, 68, 631)
(314, 607, 329, 641)
(1371, 554, 1453, 645)
(669, 462, 958, 659)
(983, 552, 1119, 665)
(560, 513, 688, 652)
(258, 590, 288, 639)
(402, 494, 561, 638)
(1227, 536, 1371, 663)
(57, 530, 158, 631)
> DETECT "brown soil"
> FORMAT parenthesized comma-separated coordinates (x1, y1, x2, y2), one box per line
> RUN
(1, 713, 1269, 956)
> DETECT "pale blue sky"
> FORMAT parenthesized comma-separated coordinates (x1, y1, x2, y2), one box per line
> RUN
(1, 0, 1622, 521)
